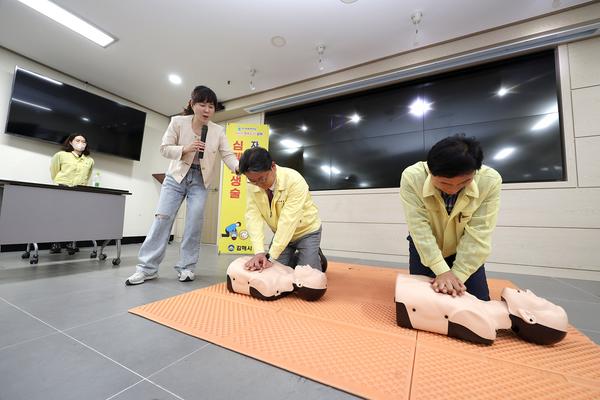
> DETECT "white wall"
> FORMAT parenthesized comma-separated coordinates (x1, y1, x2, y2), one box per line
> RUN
(0, 47, 170, 237)
(218, 8, 600, 280)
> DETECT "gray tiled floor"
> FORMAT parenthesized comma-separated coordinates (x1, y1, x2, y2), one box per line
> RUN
(0, 243, 599, 400)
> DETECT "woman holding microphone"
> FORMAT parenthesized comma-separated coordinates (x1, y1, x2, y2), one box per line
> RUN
(126, 86, 238, 285)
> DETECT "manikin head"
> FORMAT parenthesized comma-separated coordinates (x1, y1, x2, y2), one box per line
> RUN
(293, 265, 327, 301)
(501, 287, 568, 345)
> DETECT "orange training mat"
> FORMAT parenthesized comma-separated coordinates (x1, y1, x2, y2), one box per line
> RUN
(129, 262, 600, 399)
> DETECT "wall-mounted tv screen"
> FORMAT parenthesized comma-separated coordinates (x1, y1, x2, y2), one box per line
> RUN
(4, 67, 146, 161)
(266, 50, 563, 190)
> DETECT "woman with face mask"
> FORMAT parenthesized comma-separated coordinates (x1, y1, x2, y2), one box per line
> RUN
(48, 133, 95, 253)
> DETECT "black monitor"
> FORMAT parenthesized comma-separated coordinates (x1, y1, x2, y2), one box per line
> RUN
(266, 50, 563, 190)
(4, 67, 147, 161)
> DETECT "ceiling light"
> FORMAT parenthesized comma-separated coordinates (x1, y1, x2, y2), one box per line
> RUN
(17, 67, 62, 85)
(300, 125, 308, 132)
(349, 113, 361, 123)
(168, 74, 182, 85)
(409, 98, 432, 116)
(531, 106, 559, 131)
(497, 87, 509, 97)
(81, 116, 90, 122)
(320, 165, 341, 175)
(531, 113, 559, 131)
(12, 97, 52, 111)
(493, 147, 515, 161)
(271, 36, 286, 47)
(17, 0, 116, 47)
(280, 139, 301, 149)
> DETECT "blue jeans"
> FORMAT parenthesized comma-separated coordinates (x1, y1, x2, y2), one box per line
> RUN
(137, 166, 207, 274)
(407, 236, 490, 301)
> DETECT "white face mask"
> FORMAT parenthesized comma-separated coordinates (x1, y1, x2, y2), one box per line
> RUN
(72, 142, 86, 152)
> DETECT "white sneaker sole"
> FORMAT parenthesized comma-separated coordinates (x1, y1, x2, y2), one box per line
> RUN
(178, 273, 195, 282)
(125, 274, 158, 286)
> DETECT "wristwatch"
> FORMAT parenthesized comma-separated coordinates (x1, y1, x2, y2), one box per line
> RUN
(264, 252, 271, 260)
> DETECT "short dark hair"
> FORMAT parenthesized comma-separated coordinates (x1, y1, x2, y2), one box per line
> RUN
(238, 147, 273, 173)
(61, 133, 90, 156)
(182, 85, 218, 115)
(427, 135, 483, 177)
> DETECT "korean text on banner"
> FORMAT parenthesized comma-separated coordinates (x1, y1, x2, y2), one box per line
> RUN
(218, 123, 269, 254)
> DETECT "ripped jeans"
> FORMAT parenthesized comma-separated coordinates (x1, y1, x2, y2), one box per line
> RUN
(136, 166, 207, 275)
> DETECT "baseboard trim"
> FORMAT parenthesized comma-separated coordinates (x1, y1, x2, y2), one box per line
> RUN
(0, 235, 174, 253)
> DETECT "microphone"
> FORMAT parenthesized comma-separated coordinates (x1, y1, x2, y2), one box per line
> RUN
(199, 124, 208, 159)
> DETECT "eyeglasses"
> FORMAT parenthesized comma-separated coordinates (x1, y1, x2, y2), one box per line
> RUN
(246, 171, 271, 185)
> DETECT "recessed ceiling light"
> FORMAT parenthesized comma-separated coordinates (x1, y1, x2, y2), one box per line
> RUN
(281, 139, 301, 149)
(493, 147, 515, 161)
(168, 74, 182, 85)
(271, 36, 287, 47)
(320, 165, 341, 175)
(16, 0, 116, 47)
(409, 98, 432, 117)
(497, 87, 509, 97)
(349, 113, 361, 124)
(300, 125, 308, 132)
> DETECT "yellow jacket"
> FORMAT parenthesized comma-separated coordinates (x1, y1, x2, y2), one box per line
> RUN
(50, 151, 94, 186)
(400, 161, 502, 282)
(245, 166, 321, 259)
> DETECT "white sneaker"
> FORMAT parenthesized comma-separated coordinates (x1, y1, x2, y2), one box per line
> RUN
(178, 269, 195, 282)
(125, 271, 158, 286)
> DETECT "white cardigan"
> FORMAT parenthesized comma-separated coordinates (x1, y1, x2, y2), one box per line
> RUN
(160, 115, 238, 187)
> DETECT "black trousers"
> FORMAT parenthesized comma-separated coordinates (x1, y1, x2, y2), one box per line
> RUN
(407, 236, 490, 301)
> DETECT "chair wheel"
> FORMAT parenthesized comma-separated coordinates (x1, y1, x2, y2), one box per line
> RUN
(112, 258, 121, 266)
(90, 251, 97, 258)
(99, 254, 107, 260)
(30, 258, 38, 265)
(21, 252, 30, 259)
(67, 250, 76, 256)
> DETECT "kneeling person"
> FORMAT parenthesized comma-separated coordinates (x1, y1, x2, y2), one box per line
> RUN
(239, 147, 325, 273)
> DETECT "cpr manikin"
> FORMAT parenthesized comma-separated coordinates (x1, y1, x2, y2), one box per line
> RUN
(226, 256, 327, 301)
(395, 274, 568, 345)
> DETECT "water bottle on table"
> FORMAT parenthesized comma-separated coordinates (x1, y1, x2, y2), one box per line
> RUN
(92, 172, 101, 187)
